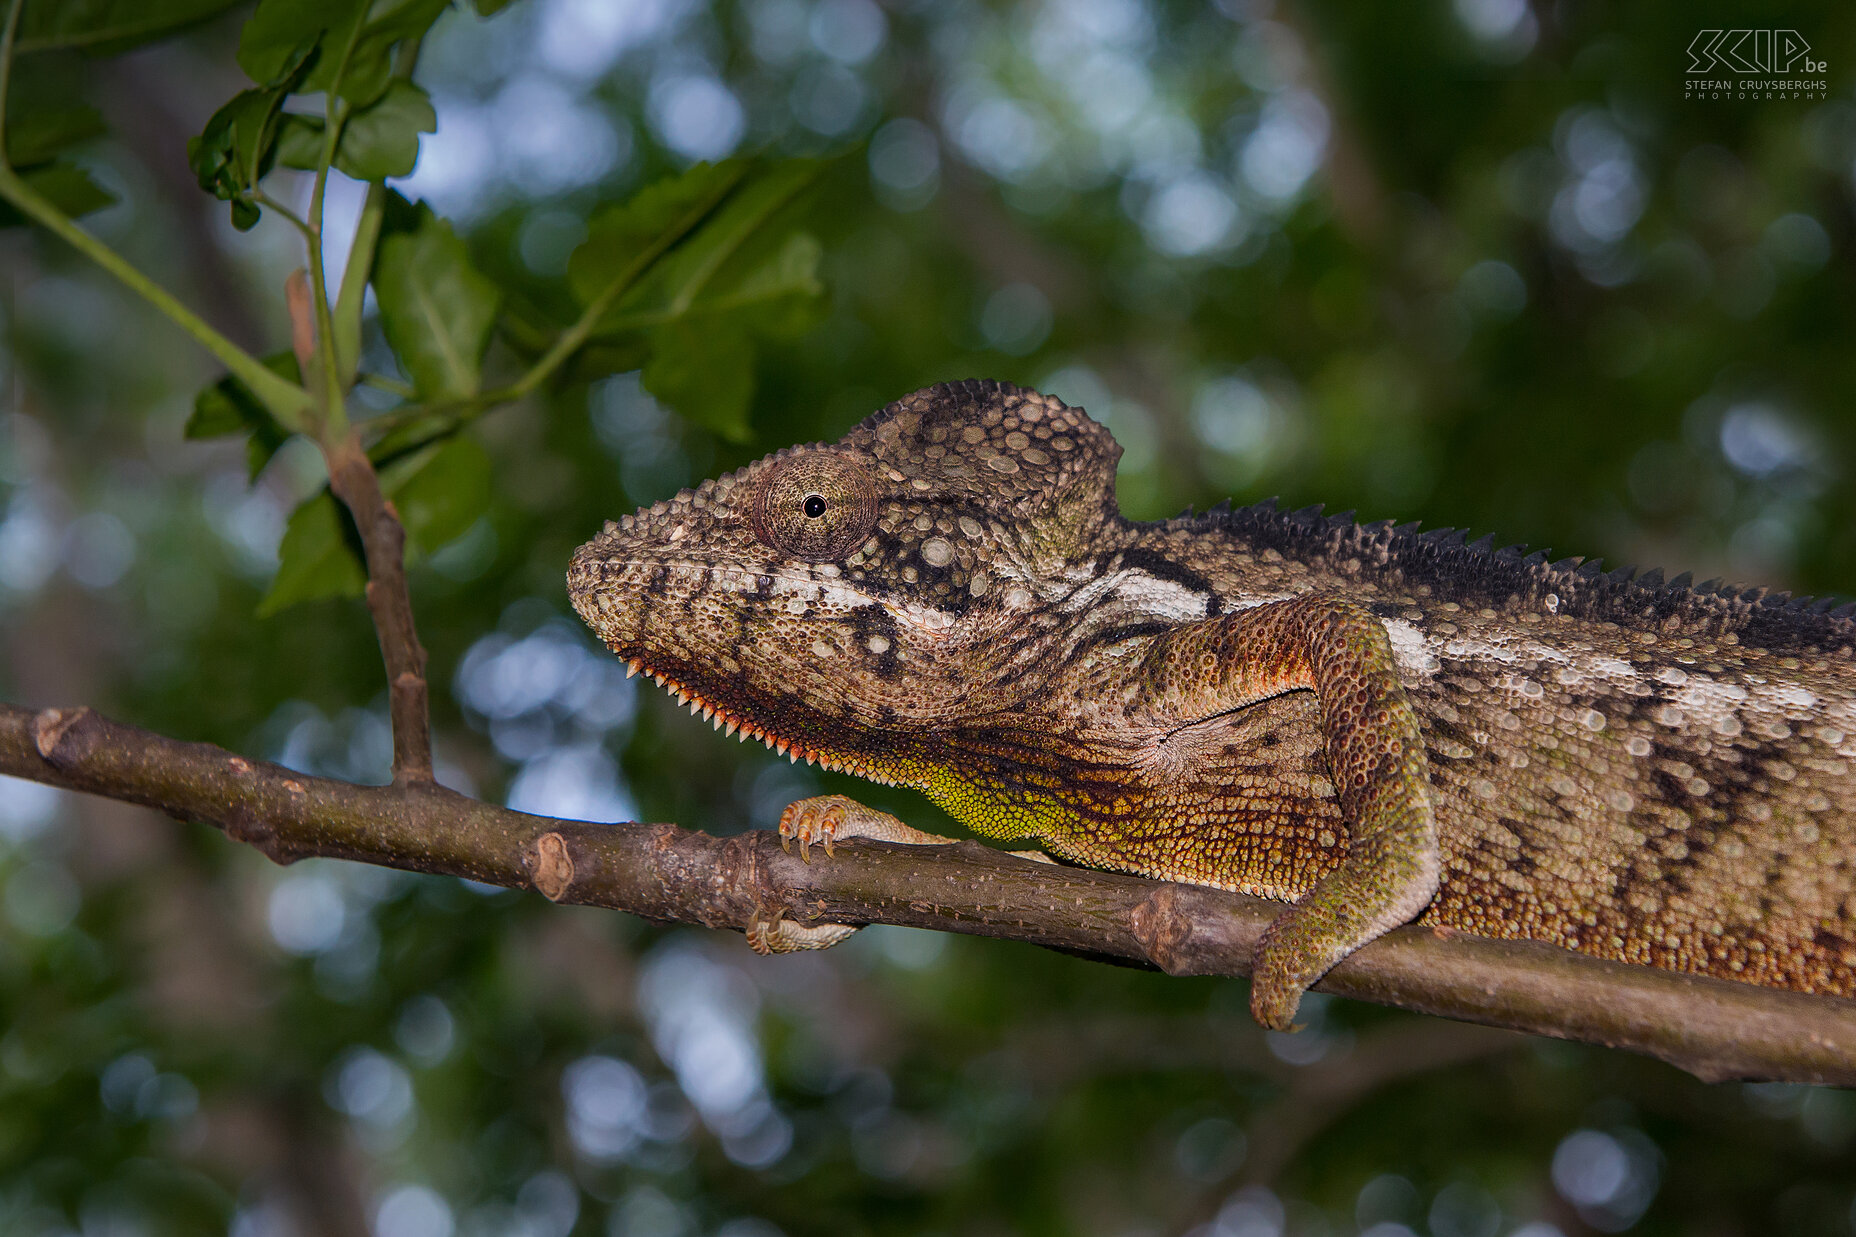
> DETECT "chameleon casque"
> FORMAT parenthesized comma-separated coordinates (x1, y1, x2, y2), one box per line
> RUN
(568, 380, 1856, 1029)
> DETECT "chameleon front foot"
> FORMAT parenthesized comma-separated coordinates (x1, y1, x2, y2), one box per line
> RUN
(748, 796, 957, 957)
(777, 794, 954, 860)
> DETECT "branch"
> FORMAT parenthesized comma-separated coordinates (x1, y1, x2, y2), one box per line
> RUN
(2, 701, 1852, 1086)
(323, 435, 432, 783)
(281, 266, 433, 784)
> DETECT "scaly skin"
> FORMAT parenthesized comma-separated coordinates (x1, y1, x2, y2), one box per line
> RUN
(568, 380, 1856, 1028)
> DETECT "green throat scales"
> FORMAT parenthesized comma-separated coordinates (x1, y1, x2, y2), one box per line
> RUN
(568, 380, 1856, 1028)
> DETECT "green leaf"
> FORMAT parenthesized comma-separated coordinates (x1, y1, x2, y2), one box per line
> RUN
(335, 0, 450, 106)
(640, 320, 754, 442)
(0, 91, 115, 228)
(5, 103, 105, 168)
(185, 45, 314, 227)
(257, 491, 363, 617)
(339, 81, 436, 179)
(257, 435, 492, 616)
(394, 435, 492, 555)
(272, 114, 322, 170)
(374, 203, 501, 401)
(239, 0, 446, 107)
(648, 229, 824, 337)
(609, 160, 823, 328)
(274, 81, 435, 181)
(566, 161, 748, 308)
(188, 89, 281, 202)
(187, 352, 299, 480)
(237, 0, 362, 90)
(16, 0, 245, 55)
(558, 160, 828, 433)
(0, 163, 114, 228)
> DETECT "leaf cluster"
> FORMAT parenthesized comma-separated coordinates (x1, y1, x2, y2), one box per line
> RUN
(2, 0, 831, 614)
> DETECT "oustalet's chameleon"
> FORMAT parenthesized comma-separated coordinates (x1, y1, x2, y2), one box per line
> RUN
(568, 380, 1856, 1029)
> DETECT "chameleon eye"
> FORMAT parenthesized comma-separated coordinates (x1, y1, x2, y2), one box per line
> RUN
(750, 451, 879, 562)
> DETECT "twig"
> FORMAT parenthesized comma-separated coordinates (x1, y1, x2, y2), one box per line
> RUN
(285, 269, 316, 377)
(323, 435, 433, 783)
(282, 270, 433, 784)
(2, 702, 1852, 1086)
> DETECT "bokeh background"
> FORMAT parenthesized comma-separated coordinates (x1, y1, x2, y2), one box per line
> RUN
(3, 0, 1856, 1234)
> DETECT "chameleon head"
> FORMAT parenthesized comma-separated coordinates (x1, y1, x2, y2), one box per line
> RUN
(567, 380, 1122, 774)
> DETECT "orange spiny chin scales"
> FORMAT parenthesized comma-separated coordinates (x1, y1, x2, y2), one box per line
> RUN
(569, 379, 1856, 1029)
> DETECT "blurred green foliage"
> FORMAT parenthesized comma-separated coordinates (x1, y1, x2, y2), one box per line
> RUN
(1, 0, 1854, 1235)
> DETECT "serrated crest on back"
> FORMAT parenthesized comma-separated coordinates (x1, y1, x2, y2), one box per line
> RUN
(1198, 500, 1856, 655)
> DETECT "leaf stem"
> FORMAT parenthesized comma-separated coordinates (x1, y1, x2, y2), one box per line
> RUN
(333, 36, 424, 391)
(333, 182, 384, 385)
(304, 15, 367, 435)
(255, 189, 313, 241)
(357, 371, 416, 399)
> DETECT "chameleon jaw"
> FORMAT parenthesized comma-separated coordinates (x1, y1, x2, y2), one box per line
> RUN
(622, 655, 898, 786)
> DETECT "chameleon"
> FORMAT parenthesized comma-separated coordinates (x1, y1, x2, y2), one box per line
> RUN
(568, 379, 1856, 1029)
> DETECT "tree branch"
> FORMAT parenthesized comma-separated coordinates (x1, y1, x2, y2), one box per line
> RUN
(1, 701, 1851, 1086)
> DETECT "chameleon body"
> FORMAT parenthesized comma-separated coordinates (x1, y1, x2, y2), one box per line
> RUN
(568, 380, 1856, 1028)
